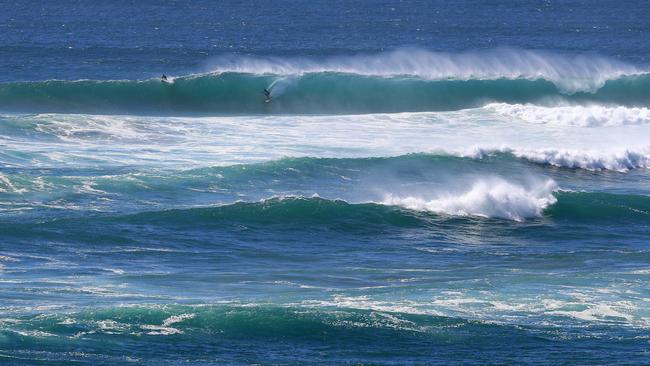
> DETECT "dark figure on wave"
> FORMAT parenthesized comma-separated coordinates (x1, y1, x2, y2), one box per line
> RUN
(263, 88, 271, 103)
(161, 74, 169, 83)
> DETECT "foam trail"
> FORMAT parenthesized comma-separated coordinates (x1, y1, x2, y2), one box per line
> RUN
(382, 178, 558, 221)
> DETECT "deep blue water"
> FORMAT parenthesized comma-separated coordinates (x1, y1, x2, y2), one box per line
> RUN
(1, 1, 650, 365)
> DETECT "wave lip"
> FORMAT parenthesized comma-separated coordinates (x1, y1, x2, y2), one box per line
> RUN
(466, 147, 650, 172)
(206, 48, 645, 93)
(118, 176, 559, 223)
(1, 49, 649, 115)
(513, 149, 649, 172)
(382, 178, 558, 221)
(4, 189, 650, 236)
(1, 73, 649, 115)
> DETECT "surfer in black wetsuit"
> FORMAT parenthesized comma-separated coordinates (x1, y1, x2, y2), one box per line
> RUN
(161, 74, 168, 83)
(263, 88, 271, 102)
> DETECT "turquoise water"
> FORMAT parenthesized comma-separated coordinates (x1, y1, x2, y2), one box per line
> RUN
(2, 1, 650, 365)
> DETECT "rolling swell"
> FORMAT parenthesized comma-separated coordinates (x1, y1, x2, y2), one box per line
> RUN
(2, 72, 650, 114)
(6, 193, 644, 233)
(2, 154, 649, 225)
(4, 303, 640, 365)
(120, 193, 650, 224)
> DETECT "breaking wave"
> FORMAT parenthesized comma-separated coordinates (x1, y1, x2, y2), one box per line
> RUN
(382, 178, 557, 221)
(486, 103, 650, 127)
(9, 191, 638, 226)
(1, 49, 649, 115)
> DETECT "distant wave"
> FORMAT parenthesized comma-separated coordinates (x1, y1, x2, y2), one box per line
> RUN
(71, 192, 650, 224)
(1, 73, 649, 115)
(1, 49, 649, 115)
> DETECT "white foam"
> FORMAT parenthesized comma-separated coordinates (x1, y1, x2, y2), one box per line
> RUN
(511, 148, 649, 172)
(382, 178, 557, 221)
(205, 48, 644, 93)
(33, 114, 170, 143)
(3, 107, 650, 172)
(487, 103, 650, 127)
(549, 304, 633, 322)
(139, 324, 183, 335)
(12, 330, 57, 338)
(136, 314, 194, 336)
(0, 173, 26, 194)
(162, 313, 195, 327)
(95, 319, 129, 333)
(468, 146, 650, 172)
(105, 268, 125, 275)
(302, 295, 432, 316)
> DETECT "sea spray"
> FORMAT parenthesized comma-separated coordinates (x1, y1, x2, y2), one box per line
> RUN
(382, 178, 558, 221)
(2, 70, 650, 115)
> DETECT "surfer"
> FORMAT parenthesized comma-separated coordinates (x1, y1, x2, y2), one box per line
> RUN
(263, 88, 271, 103)
(161, 74, 168, 83)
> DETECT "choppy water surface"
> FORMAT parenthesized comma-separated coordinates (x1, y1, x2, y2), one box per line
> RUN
(1, 1, 650, 364)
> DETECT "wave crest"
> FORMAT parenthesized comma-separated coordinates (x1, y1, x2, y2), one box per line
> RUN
(2, 49, 649, 114)
(467, 147, 650, 172)
(382, 178, 557, 221)
(207, 48, 644, 93)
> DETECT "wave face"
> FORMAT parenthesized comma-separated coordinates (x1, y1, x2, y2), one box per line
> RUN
(2, 72, 650, 114)
(1, 49, 649, 115)
(85, 192, 650, 226)
(2, 153, 649, 223)
(383, 178, 558, 221)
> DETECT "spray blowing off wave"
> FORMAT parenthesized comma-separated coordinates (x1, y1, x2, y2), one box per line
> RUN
(131, 190, 647, 223)
(207, 48, 644, 94)
(1, 49, 649, 115)
(382, 178, 557, 221)
(9, 190, 647, 231)
(1, 73, 649, 115)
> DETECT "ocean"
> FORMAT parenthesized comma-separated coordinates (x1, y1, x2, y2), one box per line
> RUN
(1, 1, 650, 364)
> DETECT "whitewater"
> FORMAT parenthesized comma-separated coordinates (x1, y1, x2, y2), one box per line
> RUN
(2, 1, 650, 363)
(3, 49, 650, 115)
